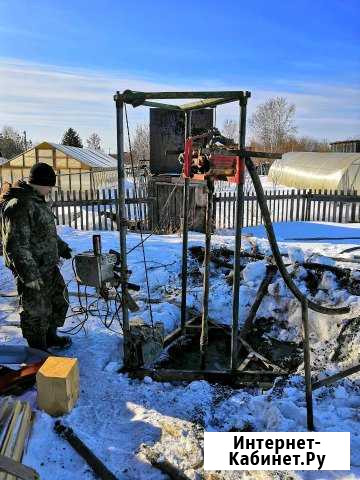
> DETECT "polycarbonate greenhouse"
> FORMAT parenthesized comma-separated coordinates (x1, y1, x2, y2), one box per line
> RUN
(269, 152, 360, 191)
(0, 142, 117, 191)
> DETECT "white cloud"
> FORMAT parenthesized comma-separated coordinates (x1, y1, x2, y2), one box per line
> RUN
(0, 58, 359, 151)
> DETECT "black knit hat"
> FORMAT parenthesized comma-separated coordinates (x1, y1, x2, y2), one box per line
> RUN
(29, 162, 56, 186)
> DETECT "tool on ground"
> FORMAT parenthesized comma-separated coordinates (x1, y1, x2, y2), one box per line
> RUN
(54, 421, 118, 480)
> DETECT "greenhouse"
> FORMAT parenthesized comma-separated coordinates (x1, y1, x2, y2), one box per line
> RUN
(0, 141, 117, 191)
(269, 152, 360, 191)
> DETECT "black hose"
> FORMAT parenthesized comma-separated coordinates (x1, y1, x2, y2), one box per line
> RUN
(245, 157, 350, 315)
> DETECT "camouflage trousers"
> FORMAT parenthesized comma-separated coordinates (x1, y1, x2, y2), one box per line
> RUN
(17, 267, 69, 344)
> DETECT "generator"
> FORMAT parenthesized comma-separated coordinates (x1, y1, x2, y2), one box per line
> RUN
(74, 251, 118, 288)
(73, 235, 138, 294)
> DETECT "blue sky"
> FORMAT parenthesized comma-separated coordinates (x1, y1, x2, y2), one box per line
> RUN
(0, 0, 359, 150)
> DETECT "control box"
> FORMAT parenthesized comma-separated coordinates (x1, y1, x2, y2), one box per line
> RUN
(74, 252, 118, 288)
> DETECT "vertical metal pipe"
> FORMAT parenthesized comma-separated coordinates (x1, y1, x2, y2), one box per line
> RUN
(301, 298, 314, 431)
(230, 96, 248, 370)
(180, 112, 191, 332)
(200, 178, 214, 369)
(115, 93, 131, 368)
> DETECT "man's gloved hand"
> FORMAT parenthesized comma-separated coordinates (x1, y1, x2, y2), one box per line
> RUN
(61, 245, 72, 260)
(25, 279, 44, 291)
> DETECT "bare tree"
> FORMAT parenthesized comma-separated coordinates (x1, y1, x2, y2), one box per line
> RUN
(221, 119, 238, 142)
(86, 132, 102, 151)
(283, 135, 330, 152)
(269, 158, 284, 189)
(0, 126, 31, 159)
(131, 124, 149, 166)
(249, 97, 297, 152)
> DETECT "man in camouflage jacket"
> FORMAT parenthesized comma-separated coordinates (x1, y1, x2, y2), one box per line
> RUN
(0, 163, 72, 350)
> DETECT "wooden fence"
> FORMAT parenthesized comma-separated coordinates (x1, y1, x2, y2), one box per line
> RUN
(215, 189, 360, 229)
(50, 187, 152, 232)
(50, 188, 360, 232)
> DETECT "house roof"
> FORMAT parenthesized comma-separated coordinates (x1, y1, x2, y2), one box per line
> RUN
(269, 152, 360, 190)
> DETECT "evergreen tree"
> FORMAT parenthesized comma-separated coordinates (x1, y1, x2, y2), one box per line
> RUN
(61, 128, 83, 147)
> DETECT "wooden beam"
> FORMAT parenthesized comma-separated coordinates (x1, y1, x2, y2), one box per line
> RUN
(312, 364, 360, 390)
(142, 446, 191, 480)
(0, 455, 39, 480)
(126, 367, 286, 386)
(163, 316, 200, 347)
(241, 265, 278, 334)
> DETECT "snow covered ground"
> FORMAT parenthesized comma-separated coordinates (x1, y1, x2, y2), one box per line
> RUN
(1, 222, 360, 479)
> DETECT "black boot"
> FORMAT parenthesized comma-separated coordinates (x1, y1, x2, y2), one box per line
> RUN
(26, 335, 48, 352)
(47, 327, 72, 349)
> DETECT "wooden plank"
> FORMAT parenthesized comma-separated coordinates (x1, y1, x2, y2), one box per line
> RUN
(226, 192, 231, 228)
(108, 189, 114, 231)
(295, 190, 300, 221)
(289, 189, 294, 222)
(250, 192, 254, 226)
(312, 364, 360, 390)
(255, 191, 259, 225)
(0, 455, 39, 480)
(338, 190, 344, 223)
(90, 189, 95, 230)
(322, 189, 327, 221)
(66, 191, 71, 227)
(242, 265, 277, 334)
(301, 189, 306, 221)
(306, 189, 312, 221)
(332, 189, 338, 222)
(73, 191, 78, 230)
(79, 190, 84, 231)
(0, 401, 22, 460)
(96, 189, 102, 230)
(85, 190, 89, 231)
(246, 190, 250, 227)
(114, 189, 120, 231)
(102, 189, 108, 231)
(60, 190, 65, 226)
(317, 189, 322, 221)
(142, 447, 191, 480)
(327, 190, 332, 221)
(127, 368, 286, 386)
(7, 403, 32, 480)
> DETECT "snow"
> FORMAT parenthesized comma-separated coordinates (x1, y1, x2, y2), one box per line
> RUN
(243, 221, 360, 245)
(1, 222, 360, 479)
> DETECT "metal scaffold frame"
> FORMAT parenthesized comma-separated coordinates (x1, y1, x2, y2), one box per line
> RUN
(114, 89, 354, 432)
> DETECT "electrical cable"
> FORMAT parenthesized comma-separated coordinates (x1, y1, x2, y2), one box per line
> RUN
(126, 180, 181, 255)
(124, 103, 154, 329)
(59, 259, 124, 336)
